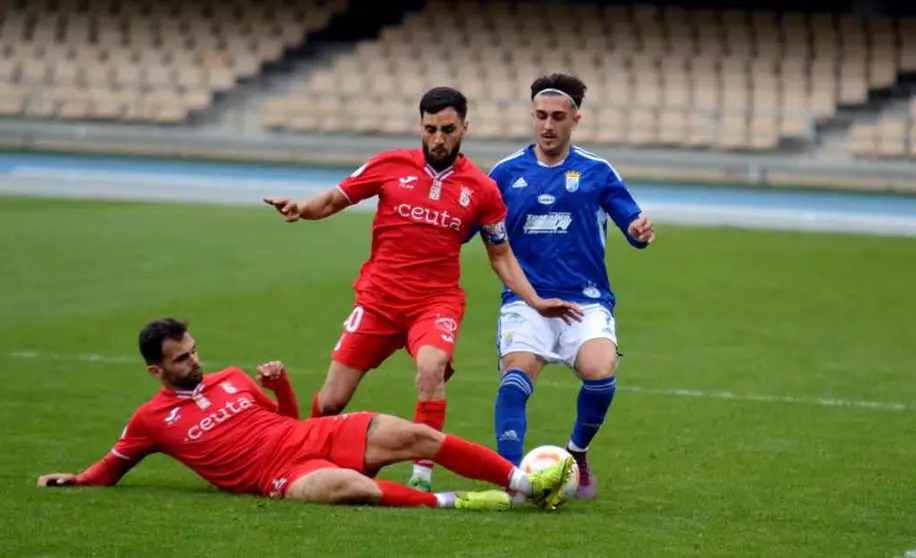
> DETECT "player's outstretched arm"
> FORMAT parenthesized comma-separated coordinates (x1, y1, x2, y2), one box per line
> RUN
(255, 361, 300, 419)
(483, 235, 584, 325)
(37, 451, 142, 488)
(263, 188, 351, 223)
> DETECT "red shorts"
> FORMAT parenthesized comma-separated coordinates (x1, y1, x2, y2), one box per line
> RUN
(330, 299, 464, 373)
(263, 411, 376, 498)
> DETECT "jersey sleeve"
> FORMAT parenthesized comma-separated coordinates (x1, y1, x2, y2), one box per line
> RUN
(598, 169, 648, 249)
(75, 408, 157, 486)
(477, 179, 509, 245)
(336, 154, 390, 204)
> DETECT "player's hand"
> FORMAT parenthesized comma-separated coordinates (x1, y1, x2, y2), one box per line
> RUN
(37, 473, 77, 487)
(533, 298, 584, 325)
(628, 215, 655, 244)
(256, 360, 289, 389)
(263, 197, 302, 223)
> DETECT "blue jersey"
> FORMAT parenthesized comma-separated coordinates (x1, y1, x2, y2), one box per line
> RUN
(483, 145, 647, 312)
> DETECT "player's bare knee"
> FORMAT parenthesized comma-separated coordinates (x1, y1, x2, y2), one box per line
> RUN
(415, 359, 447, 398)
(406, 423, 444, 458)
(329, 477, 382, 505)
(500, 353, 543, 382)
(576, 350, 618, 380)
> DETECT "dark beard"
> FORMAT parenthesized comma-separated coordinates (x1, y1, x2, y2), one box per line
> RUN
(172, 367, 203, 390)
(423, 142, 460, 172)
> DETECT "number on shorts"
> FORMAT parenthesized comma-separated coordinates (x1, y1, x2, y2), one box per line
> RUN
(343, 306, 364, 333)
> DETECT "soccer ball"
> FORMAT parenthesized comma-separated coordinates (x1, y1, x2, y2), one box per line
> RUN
(520, 445, 580, 505)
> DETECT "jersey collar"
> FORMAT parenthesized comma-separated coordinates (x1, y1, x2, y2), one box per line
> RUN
(528, 144, 568, 168)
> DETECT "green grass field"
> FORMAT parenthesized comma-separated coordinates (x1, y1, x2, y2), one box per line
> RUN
(1, 196, 914, 558)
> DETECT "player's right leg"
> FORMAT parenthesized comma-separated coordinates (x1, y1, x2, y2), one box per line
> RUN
(494, 302, 558, 466)
(312, 304, 404, 417)
(361, 414, 573, 510)
(282, 461, 504, 510)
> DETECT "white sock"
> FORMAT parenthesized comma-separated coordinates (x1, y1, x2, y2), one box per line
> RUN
(507, 490, 527, 507)
(412, 463, 433, 483)
(567, 440, 587, 453)
(507, 467, 532, 496)
(435, 492, 457, 508)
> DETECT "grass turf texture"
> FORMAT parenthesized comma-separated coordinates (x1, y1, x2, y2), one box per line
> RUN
(0, 197, 913, 558)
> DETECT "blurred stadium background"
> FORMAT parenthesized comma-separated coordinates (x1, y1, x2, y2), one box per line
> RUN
(1, 0, 916, 193)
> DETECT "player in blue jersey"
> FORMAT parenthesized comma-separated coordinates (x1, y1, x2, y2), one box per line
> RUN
(484, 73, 655, 500)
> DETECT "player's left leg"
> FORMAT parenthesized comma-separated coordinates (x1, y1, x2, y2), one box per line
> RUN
(403, 305, 463, 491)
(558, 305, 620, 500)
(359, 414, 573, 511)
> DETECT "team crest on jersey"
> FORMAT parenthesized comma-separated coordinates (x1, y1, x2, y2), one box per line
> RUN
(565, 171, 580, 192)
(220, 381, 238, 394)
(459, 186, 472, 207)
(193, 394, 211, 409)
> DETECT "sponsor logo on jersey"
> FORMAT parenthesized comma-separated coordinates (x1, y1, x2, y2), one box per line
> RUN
(395, 203, 463, 231)
(185, 396, 255, 441)
(398, 176, 417, 188)
(537, 194, 555, 205)
(511, 177, 528, 188)
(523, 212, 572, 234)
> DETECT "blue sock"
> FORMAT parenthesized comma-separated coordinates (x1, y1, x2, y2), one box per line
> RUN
(569, 376, 616, 452)
(494, 369, 533, 466)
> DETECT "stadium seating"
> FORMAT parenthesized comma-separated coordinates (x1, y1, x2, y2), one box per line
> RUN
(847, 96, 916, 158)
(0, 0, 347, 123)
(264, 1, 916, 153)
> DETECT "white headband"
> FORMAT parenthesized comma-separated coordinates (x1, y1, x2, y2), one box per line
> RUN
(533, 88, 579, 110)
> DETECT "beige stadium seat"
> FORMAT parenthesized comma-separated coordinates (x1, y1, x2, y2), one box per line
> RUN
(261, 99, 288, 129)
(657, 110, 687, 145)
(685, 111, 716, 147)
(876, 120, 906, 156)
(749, 117, 779, 149)
(0, 88, 25, 116)
(25, 97, 58, 118)
(780, 115, 810, 137)
(718, 115, 749, 149)
(628, 109, 658, 145)
(849, 123, 877, 156)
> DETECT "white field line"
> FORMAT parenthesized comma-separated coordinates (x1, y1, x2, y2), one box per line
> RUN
(6, 350, 912, 412)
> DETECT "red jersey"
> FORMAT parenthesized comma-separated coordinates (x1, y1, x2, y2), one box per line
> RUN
(337, 149, 507, 310)
(74, 368, 305, 496)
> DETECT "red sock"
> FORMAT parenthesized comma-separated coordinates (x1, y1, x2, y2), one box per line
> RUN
(310, 393, 323, 418)
(432, 434, 515, 488)
(375, 480, 439, 508)
(413, 399, 447, 469)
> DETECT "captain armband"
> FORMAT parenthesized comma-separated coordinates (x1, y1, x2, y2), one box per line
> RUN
(481, 220, 508, 245)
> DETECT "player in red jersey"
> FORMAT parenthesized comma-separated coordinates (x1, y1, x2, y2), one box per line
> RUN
(37, 318, 574, 511)
(264, 87, 582, 492)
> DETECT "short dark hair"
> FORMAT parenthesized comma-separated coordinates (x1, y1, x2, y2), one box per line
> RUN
(419, 86, 468, 120)
(530, 73, 588, 109)
(139, 317, 188, 364)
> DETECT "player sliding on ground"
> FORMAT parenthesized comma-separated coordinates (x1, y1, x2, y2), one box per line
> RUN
(480, 74, 655, 501)
(263, 86, 582, 493)
(36, 318, 575, 511)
